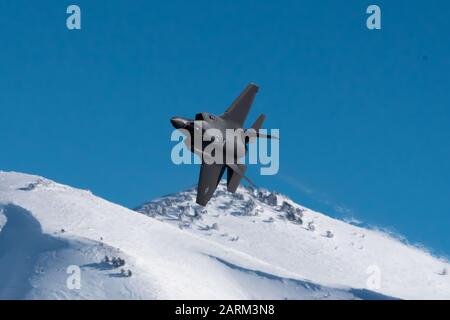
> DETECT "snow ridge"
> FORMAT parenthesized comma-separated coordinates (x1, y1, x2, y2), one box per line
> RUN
(0, 172, 449, 299)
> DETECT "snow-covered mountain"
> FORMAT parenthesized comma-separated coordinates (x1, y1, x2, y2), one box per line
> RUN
(0, 171, 449, 299)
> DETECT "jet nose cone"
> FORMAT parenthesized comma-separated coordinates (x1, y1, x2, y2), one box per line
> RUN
(170, 117, 187, 129)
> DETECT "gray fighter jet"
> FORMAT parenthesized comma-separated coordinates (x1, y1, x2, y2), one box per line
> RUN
(170, 83, 276, 206)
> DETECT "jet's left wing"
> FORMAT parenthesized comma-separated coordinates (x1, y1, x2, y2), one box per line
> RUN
(196, 163, 226, 206)
(221, 83, 259, 127)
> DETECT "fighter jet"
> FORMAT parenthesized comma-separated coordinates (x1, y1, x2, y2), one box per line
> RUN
(170, 83, 276, 206)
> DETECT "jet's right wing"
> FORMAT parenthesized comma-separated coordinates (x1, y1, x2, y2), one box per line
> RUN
(221, 83, 259, 127)
(196, 163, 226, 206)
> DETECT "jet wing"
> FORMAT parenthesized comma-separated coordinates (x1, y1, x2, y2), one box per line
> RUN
(221, 83, 259, 127)
(196, 163, 226, 206)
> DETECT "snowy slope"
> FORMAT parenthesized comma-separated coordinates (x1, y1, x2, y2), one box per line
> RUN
(136, 183, 450, 300)
(0, 171, 448, 299)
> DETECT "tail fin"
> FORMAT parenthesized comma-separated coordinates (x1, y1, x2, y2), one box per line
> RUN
(246, 114, 279, 142)
(251, 114, 266, 131)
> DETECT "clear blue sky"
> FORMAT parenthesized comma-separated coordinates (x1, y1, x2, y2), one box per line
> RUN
(1, 1, 449, 256)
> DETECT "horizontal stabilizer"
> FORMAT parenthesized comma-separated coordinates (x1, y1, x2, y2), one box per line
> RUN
(245, 129, 279, 143)
(256, 132, 279, 140)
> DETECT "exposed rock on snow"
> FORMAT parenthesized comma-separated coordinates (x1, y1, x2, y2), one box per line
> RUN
(136, 181, 450, 300)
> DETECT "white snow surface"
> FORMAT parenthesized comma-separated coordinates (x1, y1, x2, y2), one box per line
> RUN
(0, 171, 449, 299)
